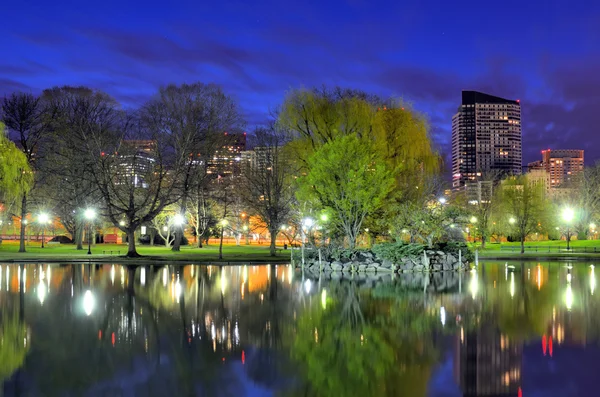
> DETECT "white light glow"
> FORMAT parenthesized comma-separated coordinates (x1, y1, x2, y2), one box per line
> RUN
(591, 266, 596, 295)
(84, 208, 96, 220)
(83, 290, 95, 316)
(321, 289, 327, 309)
(173, 214, 185, 226)
(220, 275, 227, 295)
(469, 269, 478, 299)
(304, 279, 312, 294)
(110, 265, 115, 285)
(510, 272, 515, 298)
(163, 268, 168, 286)
(440, 306, 446, 326)
(141, 267, 146, 286)
(565, 284, 573, 310)
(37, 281, 47, 305)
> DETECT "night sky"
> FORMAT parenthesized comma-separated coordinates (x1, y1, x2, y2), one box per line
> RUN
(2, 0, 600, 166)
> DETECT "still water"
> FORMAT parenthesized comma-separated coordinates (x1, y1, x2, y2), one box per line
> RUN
(0, 261, 597, 396)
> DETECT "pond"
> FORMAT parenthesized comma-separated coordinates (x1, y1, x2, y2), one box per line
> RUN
(0, 261, 597, 396)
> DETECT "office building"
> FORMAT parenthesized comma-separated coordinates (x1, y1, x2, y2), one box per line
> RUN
(540, 149, 584, 188)
(207, 132, 247, 177)
(117, 140, 156, 188)
(452, 91, 522, 189)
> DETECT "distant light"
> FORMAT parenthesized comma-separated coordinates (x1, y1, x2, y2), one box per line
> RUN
(321, 289, 327, 309)
(38, 213, 49, 224)
(509, 217, 516, 224)
(119, 220, 125, 226)
(320, 214, 328, 222)
(440, 307, 446, 326)
(173, 214, 185, 225)
(562, 207, 574, 223)
(470, 216, 477, 223)
(302, 218, 314, 228)
(439, 197, 447, 204)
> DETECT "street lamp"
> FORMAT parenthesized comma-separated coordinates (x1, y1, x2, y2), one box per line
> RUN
(84, 209, 96, 255)
(562, 207, 575, 251)
(38, 213, 49, 248)
(509, 217, 516, 225)
(439, 197, 447, 205)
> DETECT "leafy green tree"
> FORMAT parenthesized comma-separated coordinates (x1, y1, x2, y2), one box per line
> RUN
(0, 123, 33, 209)
(500, 175, 550, 253)
(297, 135, 394, 248)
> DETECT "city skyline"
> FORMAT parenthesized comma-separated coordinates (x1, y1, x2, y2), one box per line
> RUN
(2, 0, 600, 166)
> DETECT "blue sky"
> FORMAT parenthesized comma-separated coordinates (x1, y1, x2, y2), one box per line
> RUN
(2, 0, 600, 165)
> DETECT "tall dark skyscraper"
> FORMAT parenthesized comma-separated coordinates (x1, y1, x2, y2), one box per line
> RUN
(452, 91, 522, 189)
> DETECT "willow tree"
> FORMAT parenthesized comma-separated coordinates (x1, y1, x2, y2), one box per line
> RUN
(297, 135, 394, 248)
(0, 123, 33, 214)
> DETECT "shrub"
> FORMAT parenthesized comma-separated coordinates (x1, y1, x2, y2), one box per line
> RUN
(372, 242, 425, 263)
(432, 241, 474, 262)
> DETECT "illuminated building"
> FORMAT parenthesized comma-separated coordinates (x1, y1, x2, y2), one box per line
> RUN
(117, 140, 156, 188)
(207, 132, 247, 177)
(455, 323, 522, 396)
(452, 91, 522, 189)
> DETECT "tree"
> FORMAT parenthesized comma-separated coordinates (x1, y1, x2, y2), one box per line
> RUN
(1, 93, 50, 252)
(152, 206, 177, 247)
(297, 135, 394, 249)
(242, 127, 295, 256)
(574, 164, 600, 238)
(500, 175, 550, 254)
(143, 83, 244, 252)
(467, 173, 503, 248)
(0, 123, 34, 215)
(41, 86, 105, 249)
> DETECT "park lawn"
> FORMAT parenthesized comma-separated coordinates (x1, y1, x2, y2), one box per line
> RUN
(0, 241, 291, 263)
(474, 240, 600, 251)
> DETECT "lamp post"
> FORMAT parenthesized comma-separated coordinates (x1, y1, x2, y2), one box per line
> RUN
(562, 208, 575, 251)
(84, 209, 96, 255)
(301, 217, 314, 268)
(38, 213, 49, 248)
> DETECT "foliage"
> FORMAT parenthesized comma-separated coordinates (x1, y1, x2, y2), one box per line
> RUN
(0, 123, 33, 204)
(0, 311, 28, 381)
(500, 175, 551, 253)
(371, 241, 425, 262)
(432, 241, 474, 262)
(297, 135, 394, 248)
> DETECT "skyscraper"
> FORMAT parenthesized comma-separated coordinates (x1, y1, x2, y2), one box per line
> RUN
(540, 149, 584, 188)
(452, 91, 522, 188)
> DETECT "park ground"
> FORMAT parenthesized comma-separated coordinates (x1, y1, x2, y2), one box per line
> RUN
(0, 241, 293, 263)
(1, 239, 600, 263)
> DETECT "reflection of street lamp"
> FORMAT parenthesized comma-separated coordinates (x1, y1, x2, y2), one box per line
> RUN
(84, 209, 96, 255)
(300, 218, 314, 267)
(38, 213, 49, 248)
(83, 290, 95, 316)
(562, 208, 575, 250)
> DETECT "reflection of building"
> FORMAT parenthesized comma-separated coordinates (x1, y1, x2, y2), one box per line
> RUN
(452, 91, 522, 189)
(207, 132, 247, 177)
(455, 324, 522, 396)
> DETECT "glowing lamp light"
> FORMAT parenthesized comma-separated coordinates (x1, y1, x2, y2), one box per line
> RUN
(84, 208, 96, 221)
(562, 207, 574, 223)
(302, 218, 314, 228)
(470, 216, 477, 224)
(439, 197, 447, 204)
(83, 290, 95, 316)
(39, 213, 49, 224)
(509, 217, 516, 224)
(320, 214, 328, 222)
(119, 220, 125, 226)
(469, 269, 478, 299)
(321, 289, 327, 309)
(173, 214, 185, 226)
(37, 281, 47, 304)
(440, 306, 446, 326)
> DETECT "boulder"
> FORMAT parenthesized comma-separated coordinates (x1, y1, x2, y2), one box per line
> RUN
(382, 259, 394, 268)
(331, 262, 343, 271)
(442, 261, 453, 271)
(446, 254, 456, 264)
(358, 264, 368, 272)
(365, 266, 377, 272)
(412, 264, 424, 272)
(433, 263, 442, 271)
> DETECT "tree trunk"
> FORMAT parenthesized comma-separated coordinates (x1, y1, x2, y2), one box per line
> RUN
(18, 194, 27, 252)
(481, 235, 487, 249)
(269, 228, 277, 257)
(219, 227, 224, 260)
(197, 228, 203, 248)
(520, 237, 525, 254)
(127, 230, 140, 257)
(76, 221, 84, 250)
(149, 228, 155, 246)
(172, 224, 182, 252)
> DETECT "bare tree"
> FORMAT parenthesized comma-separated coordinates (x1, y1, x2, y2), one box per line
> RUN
(242, 127, 295, 256)
(142, 83, 244, 252)
(1, 93, 51, 252)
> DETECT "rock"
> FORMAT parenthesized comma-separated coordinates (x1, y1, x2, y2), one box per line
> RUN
(360, 251, 374, 259)
(446, 254, 456, 263)
(433, 263, 442, 271)
(371, 262, 381, 268)
(365, 266, 377, 272)
(442, 261, 453, 271)
(379, 261, 391, 269)
(331, 262, 343, 271)
(437, 251, 445, 256)
(358, 264, 368, 271)
(413, 263, 424, 272)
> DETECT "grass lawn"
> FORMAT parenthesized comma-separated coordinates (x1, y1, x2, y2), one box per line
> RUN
(472, 239, 600, 259)
(0, 241, 292, 263)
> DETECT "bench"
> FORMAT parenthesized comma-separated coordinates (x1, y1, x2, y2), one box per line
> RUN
(102, 250, 121, 255)
(47, 241, 60, 246)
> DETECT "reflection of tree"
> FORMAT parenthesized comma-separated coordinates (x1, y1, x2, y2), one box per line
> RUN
(288, 281, 439, 397)
(0, 308, 28, 382)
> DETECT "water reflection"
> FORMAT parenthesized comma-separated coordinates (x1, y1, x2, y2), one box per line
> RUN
(0, 262, 599, 395)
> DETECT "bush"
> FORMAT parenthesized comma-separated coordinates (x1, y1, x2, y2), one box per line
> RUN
(372, 242, 425, 263)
